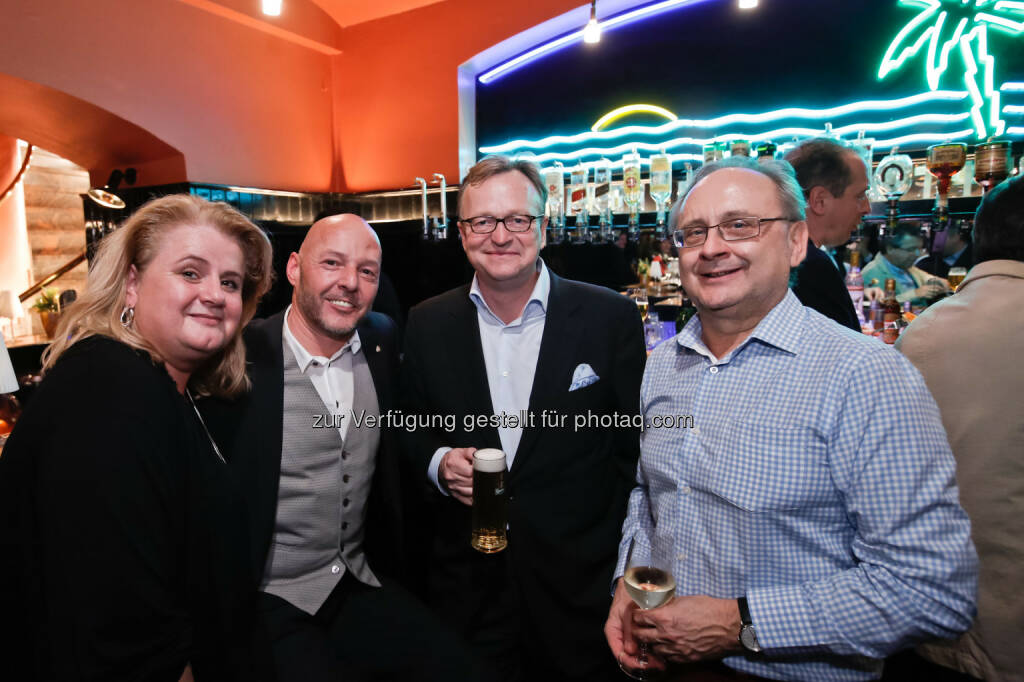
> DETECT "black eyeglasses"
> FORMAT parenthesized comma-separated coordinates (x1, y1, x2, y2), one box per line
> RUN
(459, 215, 543, 234)
(672, 217, 789, 248)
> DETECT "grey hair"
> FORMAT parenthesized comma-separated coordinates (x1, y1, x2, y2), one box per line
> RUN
(669, 156, 807, 229)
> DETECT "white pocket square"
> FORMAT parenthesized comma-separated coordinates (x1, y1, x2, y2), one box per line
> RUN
(569, 363, 600, 391)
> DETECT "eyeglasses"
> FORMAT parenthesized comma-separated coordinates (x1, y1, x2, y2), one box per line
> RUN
(672, 216, 789, 248)
(459, 215, 542, 234)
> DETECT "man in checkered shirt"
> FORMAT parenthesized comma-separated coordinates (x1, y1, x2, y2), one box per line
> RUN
(604, 156, 977, 681)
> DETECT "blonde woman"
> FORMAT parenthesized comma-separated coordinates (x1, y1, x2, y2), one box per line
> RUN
(0, 195, 274, 681)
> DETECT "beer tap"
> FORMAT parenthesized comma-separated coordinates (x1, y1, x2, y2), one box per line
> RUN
(432, 173, 448, 240)
(414, 177, 430, 240)
(872, 147, 914, 243)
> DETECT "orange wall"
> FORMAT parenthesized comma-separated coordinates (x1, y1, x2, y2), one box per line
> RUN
(0, 0, 578, 193)
(0, 0, 335, 191)
(332, 0, 579, 192)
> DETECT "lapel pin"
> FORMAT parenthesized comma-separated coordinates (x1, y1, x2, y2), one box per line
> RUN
(375, 345, 381, 353)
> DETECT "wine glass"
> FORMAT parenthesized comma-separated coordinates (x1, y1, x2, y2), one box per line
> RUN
(630, 288, 649, 323)
(619, 537, 676, 680)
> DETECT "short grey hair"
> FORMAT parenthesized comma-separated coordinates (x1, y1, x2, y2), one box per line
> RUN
(669, 156, 807, 229)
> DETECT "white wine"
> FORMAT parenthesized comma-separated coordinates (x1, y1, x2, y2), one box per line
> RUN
(624, 566, 675, 610)
(636, 301, 649, 321)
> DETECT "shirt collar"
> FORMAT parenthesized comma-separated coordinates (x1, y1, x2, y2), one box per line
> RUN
(282, 304, 361, 372)
(676, 289, 803, 361)
(469, 260, 550, 327)
(944, 245, 967, 266)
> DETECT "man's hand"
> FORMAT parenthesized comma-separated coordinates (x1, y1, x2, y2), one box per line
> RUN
(910, 278, 951, 301)
(605, 579, 667, 672)
(864, 286, 885, 303)
(439, 447, 476, 505)
(632, 595, 743, 664)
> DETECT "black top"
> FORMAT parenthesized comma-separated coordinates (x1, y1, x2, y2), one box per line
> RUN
(0, 336, 269, 681)
(793, 239, 861, 331)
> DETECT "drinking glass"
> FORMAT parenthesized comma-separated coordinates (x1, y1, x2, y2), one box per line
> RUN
(619, 537, 676, 680)
(947, 266, 967, 292)
(630, 288, 649, 322)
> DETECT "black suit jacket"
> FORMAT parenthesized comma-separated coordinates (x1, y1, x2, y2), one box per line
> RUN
(916, 242, 974, 278)
(399, 271, 645, 675)
(201, 310, 407, 586)
(793, 239, 861, 331)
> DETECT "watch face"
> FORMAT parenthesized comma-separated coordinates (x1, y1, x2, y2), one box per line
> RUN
(740, 624, 763, 653)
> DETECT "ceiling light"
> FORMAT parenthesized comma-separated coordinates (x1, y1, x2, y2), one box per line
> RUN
(262, 0, 282, 17)
(583, 1, 602, 43)
(738, 0, 758, 8)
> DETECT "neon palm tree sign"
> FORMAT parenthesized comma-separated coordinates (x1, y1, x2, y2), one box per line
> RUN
(878, 0, 1024, 138)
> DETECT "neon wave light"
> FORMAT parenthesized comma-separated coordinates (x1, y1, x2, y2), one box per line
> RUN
(1002, 81, 1024, 89)
(480, 94, 972, 155)
(478, 0, 710, 84)
(522, 124, 977, 166)
(592, 104, 678, 131)
(1004, 104, 1024, 112)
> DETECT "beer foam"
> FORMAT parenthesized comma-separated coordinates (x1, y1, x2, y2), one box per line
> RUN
(473, 448, 507, 472)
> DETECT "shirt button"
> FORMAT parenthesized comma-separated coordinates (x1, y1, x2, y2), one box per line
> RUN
(677, 552, 686, 561)
(343, 498, 350, 507)
(341, 451, 348, 460)
(680, 485, 691, 494)
(342, 521, 349, 530)
(692, 427, 701, 436)
(331, 565, 340, 574)
(502, 370, 509, 377)
(343, 474, 350, 483)
(709, 366, 719, 374)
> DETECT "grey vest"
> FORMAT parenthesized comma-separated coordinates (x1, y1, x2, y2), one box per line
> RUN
(261, 341, 381, 614)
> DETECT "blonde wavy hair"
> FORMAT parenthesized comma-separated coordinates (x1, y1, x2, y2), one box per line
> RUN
(42, 194, 274, 398)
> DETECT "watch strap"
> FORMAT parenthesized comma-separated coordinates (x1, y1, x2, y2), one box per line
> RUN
(737, 596, 752, 626)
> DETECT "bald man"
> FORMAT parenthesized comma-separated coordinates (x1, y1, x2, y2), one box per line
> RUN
(202, 215, 480, 681)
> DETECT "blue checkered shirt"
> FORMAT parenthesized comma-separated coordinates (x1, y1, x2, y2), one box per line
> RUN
(618, 290, 977, 681)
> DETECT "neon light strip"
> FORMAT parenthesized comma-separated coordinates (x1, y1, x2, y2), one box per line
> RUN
(1002, 82, 1024, 90)
(592, 104, 678, 131)
(535, 129, 979, 173)
(480, 92, 969, 153)
(478, 0, 709, 84)
(520, 123, 976, 164)
(1008, 126, 1024, 133)
(1004, 104, 1024, 113)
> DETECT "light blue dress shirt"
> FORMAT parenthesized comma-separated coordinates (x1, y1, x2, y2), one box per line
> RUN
(619, 290, 977, 681)
(427, 263, 550, 491)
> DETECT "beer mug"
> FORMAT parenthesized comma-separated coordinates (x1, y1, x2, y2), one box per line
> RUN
(471, 448, 508, 554)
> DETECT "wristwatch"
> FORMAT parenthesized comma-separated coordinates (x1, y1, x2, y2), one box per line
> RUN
(737, 596, 762, 653)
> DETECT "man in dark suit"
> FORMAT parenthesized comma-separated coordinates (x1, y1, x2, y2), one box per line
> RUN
(915, 221, 974, 278)
(785, 138, 874, 330)
(400, 157, 646, 682)
(203, 214, 479, 682)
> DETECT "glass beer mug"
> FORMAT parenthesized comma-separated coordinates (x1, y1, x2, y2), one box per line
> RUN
(471, 448, 508, 553)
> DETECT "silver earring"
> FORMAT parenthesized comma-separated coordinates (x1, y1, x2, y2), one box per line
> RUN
(120, 306, 135, 328)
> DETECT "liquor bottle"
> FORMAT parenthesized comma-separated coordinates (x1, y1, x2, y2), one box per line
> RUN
(593, 158, 612, 241)
(755, 141, 776, 162)
(622, 147, 642, 236)
(569, 162, 589, 240)
(881, 278, 901, 344)
(844, 251, 865, 325)
(649, 151, 672, 236)
(730, 139, 751, 157)
(544, 164, 566, 242)
(926, 142, 967, 207)
(974, 140, 1011, 193)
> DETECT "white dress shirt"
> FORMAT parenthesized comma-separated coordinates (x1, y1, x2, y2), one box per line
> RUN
(428, 263, 550, 492)
(283, 305, 360, 442)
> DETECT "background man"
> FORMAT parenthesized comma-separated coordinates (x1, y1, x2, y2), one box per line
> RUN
(914, 220, 973, 278)
(605, 156, 977, 681)
(897, 175, 1024, 681)
(861, 222, 951, 306)
(204, 214, 478, 681)
(401, 156, 645, 681)
(784, 138, 872, 330)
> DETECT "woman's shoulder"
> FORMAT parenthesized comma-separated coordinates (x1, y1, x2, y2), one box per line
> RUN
(42, 335, 181, 409)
